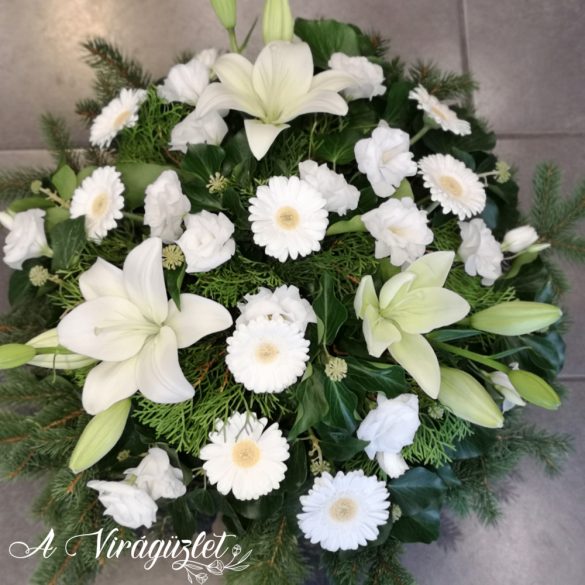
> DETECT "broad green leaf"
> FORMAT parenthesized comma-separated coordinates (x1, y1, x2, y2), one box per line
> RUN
(8, 197, 54, 213)
(232, 492, 284, 520)
(50, 217, 86, 270)
(44, 206, 71, 232)
(318, 428, 369, 461)
(169, 495, 198, 540)
(77, 165, 96, 184)
(116, 162, 173, 209)
(8, 261, 37, 305)
(383, 81, 414, 129)
(315, 127, 361, 166)
(182, 144, 226, 183)
(313, 272, 348, 345)
(323, 379, 358, 432)
(165, 263, 186, 310)
(222, 188, 249, 229)
(181, 177, 224, 212)
(343, 357, 406, 397)
(281, 442, 308, 493)
(447, 426, 497, 460)
(188, 488, 218, 516)
(427, 329, 481, 343)
(52, 165, 77, 200)
(289, 372, 329, 440)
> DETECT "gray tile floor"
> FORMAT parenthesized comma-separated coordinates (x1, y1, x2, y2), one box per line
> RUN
(0, 1, 583, 584)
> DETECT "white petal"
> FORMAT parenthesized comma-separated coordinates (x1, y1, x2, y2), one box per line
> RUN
(354, 275, 378, 318)
(376, 452, 409, 479)
(363, 305, 401, 358)
(379, 272, 416, 311)
(123, 238, 168, 324)
(135, 326, 194, 404)
(165, 294, 233, 348)
(244, 120, 289, 160)
(311, 69, 356, 92)
(405, 251, 455, 289)
(79, 258, 126, 301)
(283, 90, 348, 122)
(196, 82, 261, 118)
(82, 358, 138, 415)
(388, 332, 440, 398)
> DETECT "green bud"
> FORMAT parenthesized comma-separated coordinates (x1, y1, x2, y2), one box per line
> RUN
(262, 0, 294, 44)
(69, 399, 131, 474)
(470, 301, 562, 336)
(438, 367, 504, 428)
(508, 370, 560, 410)
(0, 344, 36, 369)
(210, 0, 237, 30)
(30, 180, 42, 194)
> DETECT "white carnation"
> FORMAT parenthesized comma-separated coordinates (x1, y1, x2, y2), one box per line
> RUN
(169, 111, 228, 153)
(0, 209, 50, 270)
(328, 53, 386, 101)
(458, 218, 503, 285)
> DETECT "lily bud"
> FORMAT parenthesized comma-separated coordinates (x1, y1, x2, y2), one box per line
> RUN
(26, 329, 96, 369)
(262, 0, 294, 44)
(0, 344, 36, 369)
(210, 0, 237, 30)
(508, 370, 560, 410)
(470, 301, 562, 336)
(501, 225, 539, 253)
(438, 367, 504, 428)
(69, 399, 131, 474)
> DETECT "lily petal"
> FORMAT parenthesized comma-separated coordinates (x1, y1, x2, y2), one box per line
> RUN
(283, 90, 348, 122)
(57, 296, 150, 362)
(405, 251, 455, 289)
(136, 326, 194, 404)
(123, 237, 168, 325)
(311, 69, 356, 93)
(79, 258, 126, 301)
(165, 293, 233, 348)
(354, 275, 379, 318)
(196, 82, 262, 119)
(388, 332, 440, 398)
(363, 305, 401, 358)
(82, 358, 139, 415)
(379, 272, 416, 312)
(244, 120, 289, 160)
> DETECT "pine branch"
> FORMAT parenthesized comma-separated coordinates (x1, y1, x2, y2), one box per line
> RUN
(530, 162, 562, 239)
(75, 97, 102, 126)
(40, 113, 81, 170)
(408, 60, 477, 101)
(0, 167, 50, 204)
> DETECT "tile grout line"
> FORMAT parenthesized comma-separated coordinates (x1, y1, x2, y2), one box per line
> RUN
(457, 0, 475, 111)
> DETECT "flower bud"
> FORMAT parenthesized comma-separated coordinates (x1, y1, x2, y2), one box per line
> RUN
(507, 370, 560, 410)
(438, 367, 504, 428)
(69, 399, 131, 474)
(210, 0, 237, 30)
(470, 301, 562, 336)
(26, 329, 96, 369)
(262, 0, 294, 44)
(0, 344, 36, 369)
(501, 226, 539, 253)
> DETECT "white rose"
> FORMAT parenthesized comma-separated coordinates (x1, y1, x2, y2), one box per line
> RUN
(0, 209, 50, 270)
(177, 211, 236, 272)
(157, 56, 211, 106)
(236, 284, 317, 333)
(123, 447, 186, 500)
(361, 197, 433, 266)
(87, 480, 158, 529)
(169, 111, 228, 153)
(144, 170, 191, 242)
(357, 393, 420, 479)
(328, 52, 386, 101)
(354, 121, 417, 197)
(501, 225, 539, 253)
(298, 160, 360, 216)
(458, 218, 503, 286)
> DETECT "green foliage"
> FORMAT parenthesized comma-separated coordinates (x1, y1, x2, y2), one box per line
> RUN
(40, 113, 81, 171)
(408, 60, 477, 101)
(0, 166, 49, 204)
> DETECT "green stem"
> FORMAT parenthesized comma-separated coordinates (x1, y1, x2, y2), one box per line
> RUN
(409, 124, 432, 146)
(34, 346, 74, 355)
(227, 28, 240, 53)
(326, 215, 367, 236)
(434, 341, 510, 373)
(123, 211, 144, 223)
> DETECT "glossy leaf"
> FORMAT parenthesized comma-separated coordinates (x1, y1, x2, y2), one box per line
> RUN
(313, 272, 348, 345)
(50, 217, 86, 270)
(52, 165, 77, 200)
(323, 379, 358, 432)
(289, 371, 329, 440)
(343, 357, 406, 397)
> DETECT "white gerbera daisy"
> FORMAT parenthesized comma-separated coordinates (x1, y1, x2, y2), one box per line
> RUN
(409, 85, 471, 136)
(418, 154, 486, 220)
(298, 470, 390, 552)
(249, 176, 328, 262)
(90, 88, 148, 148)
(199, 412, 290, 501)
(69, 166, 125, 242)
(226, 318, 310, 393)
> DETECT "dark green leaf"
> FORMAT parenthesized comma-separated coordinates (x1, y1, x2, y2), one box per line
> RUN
(289, 372, 329, 440)
(281, 441, 308, 493)
(165, 263, 186, 310)
(383, 81, 414, 128)
(319, 429, 369, 461)
(323, 379, 358, 432)
(315, 127, 361, 166)
(44, 206, 70, 231)
(182, 144, 226, 182)
(50, 217, 86, 270)
(8, 261, 37, 305)
(8, 197, 54, 213)
(188, 489, 218, 516)
(343, 357, 406, 397)
(51, 165, 77, 200)
(232, 492, 284, 520)
(170, 495, 198, 540)
(447, 426, 497, 460)
(427, 329, 481, 343)
(116, 162, 173, 209)
(222, 188, 249, 230)
(181, 178, 224, 212)
(501, 331, 565, 380)
(313, 272, 348, 345)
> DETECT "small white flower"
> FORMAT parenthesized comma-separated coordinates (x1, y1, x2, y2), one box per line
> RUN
(0, 209, 50, 270)
(199, 412, 290, 501)
(90, 88, 148, 148)
(144, 170, 191, 242)
(123, 447, 186, 500)
(298, 160, 360, 216)
(226, 318, 310, 394)
(357, 393, 420, 479)
(409, 85, 471, 136)
(298, 470, 390, 552)
(69, 166, 125, 242)
(489, 368, 526, 412)
(236, 285, 317, 334)
(361, 198, 433, 266)
(458, 218, 503, 285)
(87, 480, 158, 529)
(328, 53, 386, 101)
(169, 110, 228, 153)
(354, 121, 417, 198)
(176, 211, 235, 273)
(419, 154, 486, 220)
(501, 225, 540, 253)
(249, 176, 328, 262)
(157, 54, 212, 106)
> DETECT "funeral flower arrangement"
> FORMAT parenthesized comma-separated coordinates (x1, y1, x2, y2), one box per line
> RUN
(0, 1, 581, 583)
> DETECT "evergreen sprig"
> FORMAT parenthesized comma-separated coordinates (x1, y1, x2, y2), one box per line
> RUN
(0, 166, 49, 204)
(408, 61, 477, 101)
(40, 113, 81, 171)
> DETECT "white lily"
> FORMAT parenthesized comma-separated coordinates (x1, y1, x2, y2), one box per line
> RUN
(195, 41, 354, 160)
(57, 238, 233, 415)
(354, 251, 470, 398)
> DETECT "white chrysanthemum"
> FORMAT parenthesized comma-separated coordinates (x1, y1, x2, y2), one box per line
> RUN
(169, 111, 228, 153)
(458, 218, 503, 285)
(199, 412, 290, 501)
(90, 88, 148, 148)
(419, 154, 486, 220)
(409, 85, 471, 136)
(298, 470, 390, 552)
(249, 176, 328, 262)
(236, 285, 317, 334)
(354, 121, 417, 197)
(298, 160, 360, 216)
(328, 53, 386, 101)
(361, 198, 433, 266)
(226, 318, 310, 393)
(69, 166, 125, 242)
(157, 54, 212, 106)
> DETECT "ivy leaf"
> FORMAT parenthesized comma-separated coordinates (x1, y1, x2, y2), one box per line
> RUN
(51, 165, 77, 200)
(116, 162, 173, 209)
(315, 127, 361, 166)
(289, 371, 329, 440)
(50, 217, 86, 270)
(323, 378, 358, 432)
(182, 144, 226, 183)
(313, 272, 348, 345)
(281, 442, 308, 493)
(343, 357, 406, 397)
(383, 80, 414, 129)
(318, 427, 369, 461)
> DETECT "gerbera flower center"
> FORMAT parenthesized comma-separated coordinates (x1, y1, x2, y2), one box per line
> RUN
(231, 439, 261, 468)
(255, 341, 280, 363)
(276, 206, 301, 230)
(329, 497, 358, 522)
(439, 175, 464, 198)
(91, 192, 111, 217)
(114, 110, 131, 129)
